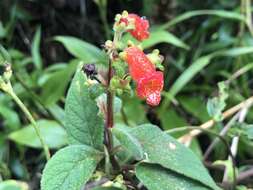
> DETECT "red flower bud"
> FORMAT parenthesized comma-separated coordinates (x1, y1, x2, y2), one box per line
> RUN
(124, 46, 155, 81)
(128, 14, 149, 41)
(120, 14, 150, 41)
(136, 71, 164, 106)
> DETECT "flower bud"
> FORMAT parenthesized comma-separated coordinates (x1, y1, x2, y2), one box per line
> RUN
(147, 49, 164, 71)
(105, 40, 113, 50)
(3, 64, 12, 81)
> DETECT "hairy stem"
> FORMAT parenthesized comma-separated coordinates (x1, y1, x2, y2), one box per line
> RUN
(106, 59, 114, 129)
(8, 88, 50, 160)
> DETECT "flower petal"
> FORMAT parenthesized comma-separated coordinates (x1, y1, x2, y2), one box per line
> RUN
(124, 47, 156, 81)
(136, 71, 164, 106)
(128, 14, 150, 41)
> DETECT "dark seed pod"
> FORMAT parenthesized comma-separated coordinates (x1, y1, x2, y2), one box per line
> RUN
(82, 64, 98, 78)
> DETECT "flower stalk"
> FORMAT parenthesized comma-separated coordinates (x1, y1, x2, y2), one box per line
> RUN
(0, 64, 50, 160)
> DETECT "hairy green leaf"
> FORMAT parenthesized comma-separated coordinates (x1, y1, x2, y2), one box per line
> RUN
(136, 163, 211, 190)
(112, 125, 144, 160)
(41, 145, 103, 190)
(65, 66, 104, 149)
(114, 124, 219, 190)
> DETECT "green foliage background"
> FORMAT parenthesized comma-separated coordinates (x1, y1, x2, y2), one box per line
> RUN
(0, 0, 253, 189)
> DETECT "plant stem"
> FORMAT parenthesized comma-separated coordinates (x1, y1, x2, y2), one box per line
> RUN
(8, 88, 50, 160)
(105, 58, 114, 151)
(104, 57, 120, 171)
(106, 59, 114, 129)
(97, 0, 110, 39)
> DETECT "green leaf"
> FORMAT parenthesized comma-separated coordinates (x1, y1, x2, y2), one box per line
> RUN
(0, 103, 21, 131)
(112, 125, 144, 160)
(114, 124, 219, 190)
(41, 61, 77, 106)
(120, 96, 147, 125)
(54, 36, 107, 64)
(0, 22, 6, 38)
(0, 44, 11, 64)
(136, 163, 211, 190)
(169, 55, 213, 99)
(92, 187, 123, 190)
(239, 123, 253, 140)
(217, 46, 253, 57)
(160, 10, 244, 29)
(41, 145, 103, 190)
(160, 109, 188, 129)
(141, 30, 189, 50)
(31, 26, 42, 70)
(96, 94, 122, 114)
(0, 180, 29, 190)
(65, 66, 104, 149)
(8, 120, 67, 149)
(179, 96, 210, 123)
(162, 46, 253, 109)
(213, 160, 236, 183)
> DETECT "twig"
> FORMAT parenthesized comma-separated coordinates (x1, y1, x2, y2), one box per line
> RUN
(223, 108, 248, 184)
(178, 95, 253, 146)
(203, 112, 240, 160)
(237, 167, 253, 183)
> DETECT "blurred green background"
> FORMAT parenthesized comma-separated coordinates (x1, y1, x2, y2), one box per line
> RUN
(1, 0, 253, 189)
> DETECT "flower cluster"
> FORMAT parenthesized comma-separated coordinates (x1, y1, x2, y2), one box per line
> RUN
(110, 11, 164, 106)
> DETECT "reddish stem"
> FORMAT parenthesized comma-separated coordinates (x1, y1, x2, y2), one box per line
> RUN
(106, 59, 114, 129)
(104, 58, 120, 171)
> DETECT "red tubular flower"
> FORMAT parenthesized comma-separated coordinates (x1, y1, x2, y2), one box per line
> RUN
(124, 46, 164, 106)
(124, 46, 155, 81)
(120, 14, 150, 41)
(128, 14, 149, 41)
(136, 71, 164, 106)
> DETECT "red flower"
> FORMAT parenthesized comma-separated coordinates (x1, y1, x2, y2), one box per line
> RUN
(124, 46, 155, 81)
(136, 71, 164, 106)
(124, 46, 164, 106)
(120, 14, 150, 41)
